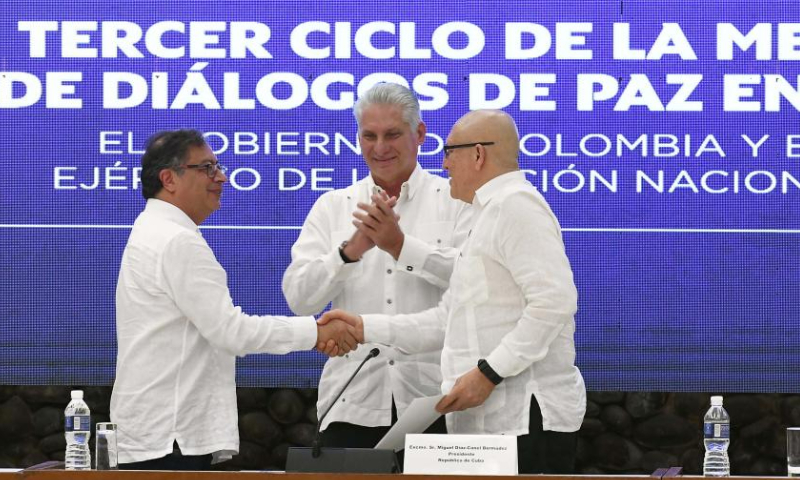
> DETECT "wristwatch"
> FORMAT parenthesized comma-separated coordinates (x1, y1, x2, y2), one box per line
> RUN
(338, 241, 358, 264)
(477, 359, 504, 385)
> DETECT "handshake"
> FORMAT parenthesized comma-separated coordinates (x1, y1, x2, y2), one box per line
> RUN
(314, 309, 365, 357)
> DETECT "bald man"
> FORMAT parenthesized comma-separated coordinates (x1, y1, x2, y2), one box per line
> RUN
(320, 110, 586, 473)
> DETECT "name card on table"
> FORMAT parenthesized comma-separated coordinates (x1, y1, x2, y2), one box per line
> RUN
(403, 433, 517, 475)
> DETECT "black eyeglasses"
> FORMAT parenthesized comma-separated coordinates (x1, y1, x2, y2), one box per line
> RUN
(179, 163, 228, 178)
(443, 142, 495, 157)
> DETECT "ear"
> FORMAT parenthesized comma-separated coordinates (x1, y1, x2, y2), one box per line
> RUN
(415, 121, 427, 146)
(473, 144, 487, 171)
(159, 168, 179, 194)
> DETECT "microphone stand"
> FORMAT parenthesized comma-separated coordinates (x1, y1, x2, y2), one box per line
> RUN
(311, 347, 381, 458)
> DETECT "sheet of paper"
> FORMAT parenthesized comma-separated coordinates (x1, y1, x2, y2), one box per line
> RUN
(375, 394, 444, 452)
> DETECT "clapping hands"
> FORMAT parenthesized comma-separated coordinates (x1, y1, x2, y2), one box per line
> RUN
(351, 192, 403, 260)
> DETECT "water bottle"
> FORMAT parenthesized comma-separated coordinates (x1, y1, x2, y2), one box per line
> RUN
(703, 395, 730, 476)
(64, 390, 91, 470)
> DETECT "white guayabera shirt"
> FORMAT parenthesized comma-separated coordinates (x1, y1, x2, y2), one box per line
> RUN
(112, 199, 317, 464)
(364, 171, 586, 435)
(283, 164, 473, 431)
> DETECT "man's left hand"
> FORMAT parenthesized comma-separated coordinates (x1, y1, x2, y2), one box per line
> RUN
(353, 193, 404, 260)
(435, 367, 496, 414)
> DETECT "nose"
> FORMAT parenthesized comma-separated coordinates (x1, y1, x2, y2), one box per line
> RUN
(215, 169, 227, 183)
(375, 137, 391, 155)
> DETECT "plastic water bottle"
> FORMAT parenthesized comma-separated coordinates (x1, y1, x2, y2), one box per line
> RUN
(703, 395, 730, 476)
(64, 390, 91, 470)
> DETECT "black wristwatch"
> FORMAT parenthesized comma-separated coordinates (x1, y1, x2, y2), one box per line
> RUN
(477, 358, 504, 385)
(338, 241, 358, 264)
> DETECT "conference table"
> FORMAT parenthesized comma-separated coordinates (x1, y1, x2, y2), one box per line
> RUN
(0, 473, 638, 480)
(0, 472, 788, 480)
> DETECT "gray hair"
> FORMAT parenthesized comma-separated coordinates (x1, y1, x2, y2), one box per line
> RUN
(354, 83, 422, 131)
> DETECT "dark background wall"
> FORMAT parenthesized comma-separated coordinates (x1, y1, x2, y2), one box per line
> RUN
(0, 386, 797, 474)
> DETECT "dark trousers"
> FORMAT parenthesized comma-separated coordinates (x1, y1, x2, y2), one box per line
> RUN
(118, 442, 213, 471)
(517, 395, 578, 474)
(321, 398, 447, 469)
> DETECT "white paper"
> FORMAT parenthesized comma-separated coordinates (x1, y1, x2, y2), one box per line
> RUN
(375, 394, 443, 452)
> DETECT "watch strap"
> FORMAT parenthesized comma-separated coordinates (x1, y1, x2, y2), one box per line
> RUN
(338, 241, 358, 264)
(477, 358, 503, 385)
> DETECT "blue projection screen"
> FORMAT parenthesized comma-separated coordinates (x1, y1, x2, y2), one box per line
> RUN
(2, 1, 800, 391)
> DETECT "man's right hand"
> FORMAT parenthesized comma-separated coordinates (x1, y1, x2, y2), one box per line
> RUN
(316, 309, 365, 356)
(316, 316, 360, 357)
(341, 193, 398, 262)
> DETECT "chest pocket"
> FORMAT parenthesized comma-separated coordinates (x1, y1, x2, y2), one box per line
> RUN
(451, 255, 489, 306)
(413, 221, 454, 248)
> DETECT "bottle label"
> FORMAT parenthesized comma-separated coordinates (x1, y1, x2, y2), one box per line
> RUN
(65, 415, 91, 432)
(704, 422, 730, 439)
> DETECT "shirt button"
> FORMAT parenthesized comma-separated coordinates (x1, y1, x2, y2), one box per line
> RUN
(387, 269, 393, 274)
(386, 299, 393, 305)
(389, 360, 395, 366)
(437, 239, 441, 244)
(345, 354, 349, 359)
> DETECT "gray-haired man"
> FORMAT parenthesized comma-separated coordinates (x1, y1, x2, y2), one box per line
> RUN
(283, 84, 473, 450)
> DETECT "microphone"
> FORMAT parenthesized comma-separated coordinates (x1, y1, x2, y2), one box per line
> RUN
(311, 347, 380, 458)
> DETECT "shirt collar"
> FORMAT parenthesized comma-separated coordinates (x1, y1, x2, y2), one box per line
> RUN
(145, 198, 200, 232)
(367, 163, 425, 202)
(473, 170, 527, 209)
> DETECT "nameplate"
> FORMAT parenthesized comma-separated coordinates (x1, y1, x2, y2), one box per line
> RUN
(403, 433, 517, 475)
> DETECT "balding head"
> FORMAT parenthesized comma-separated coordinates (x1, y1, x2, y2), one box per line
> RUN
(442, 110, 520, 203)
(450, 110, 520, 170)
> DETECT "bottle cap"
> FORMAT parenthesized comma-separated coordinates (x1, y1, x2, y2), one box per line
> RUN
(70, 390, 84, 399)
(710, 395, 723, 405)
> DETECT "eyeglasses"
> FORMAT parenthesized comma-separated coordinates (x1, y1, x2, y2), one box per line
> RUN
(179, 163, 228, 178)
(443, 141, 495, 158)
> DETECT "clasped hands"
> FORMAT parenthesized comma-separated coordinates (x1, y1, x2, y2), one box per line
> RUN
(314, 309, 365, 357)
(342, 192, 404, 262)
